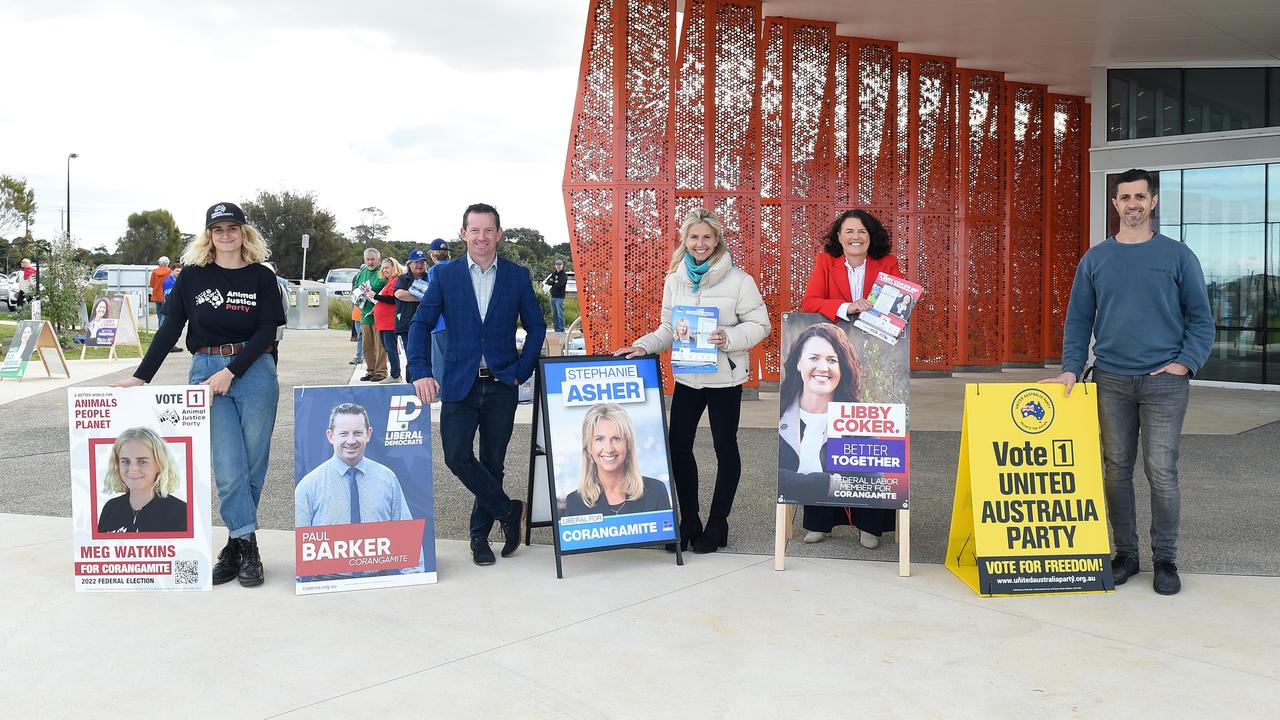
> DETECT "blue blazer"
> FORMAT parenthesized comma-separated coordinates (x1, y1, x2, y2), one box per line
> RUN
(407, 256, 547, 402)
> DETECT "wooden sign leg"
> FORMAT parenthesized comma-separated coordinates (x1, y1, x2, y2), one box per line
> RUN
(898, 508, 911, 577)
(773, 503, 789, 571)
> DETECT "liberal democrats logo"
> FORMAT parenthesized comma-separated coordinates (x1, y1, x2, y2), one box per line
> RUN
(384, 394, 424, 446)
(1011, 388, 1054, 434)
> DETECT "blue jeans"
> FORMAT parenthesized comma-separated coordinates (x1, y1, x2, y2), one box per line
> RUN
(353, 322, 364, 362)
(155, 300, 165, 329)
(380, 329, 401, 379)
(190, 353, 279, 538)
(440, 377, 518, 539)
(550, 297, 565, 332)
(1094, 369, 1190, 563)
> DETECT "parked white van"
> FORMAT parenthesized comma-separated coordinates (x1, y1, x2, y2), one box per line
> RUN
(89, 264, 155, 294)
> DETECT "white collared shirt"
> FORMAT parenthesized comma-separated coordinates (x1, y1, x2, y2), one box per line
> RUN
(465, 253, 498, 322)
(837, 257, 866, 321)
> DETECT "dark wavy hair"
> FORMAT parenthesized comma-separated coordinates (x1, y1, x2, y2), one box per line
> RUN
(822, 209, 892, 259)
(779, 322, 863, 410)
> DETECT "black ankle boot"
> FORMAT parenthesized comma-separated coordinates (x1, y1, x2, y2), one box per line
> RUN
(666, 516, 704, 553)
(692, 517, 728, 554)
(237, 533, 264, 587)
(212, 537, 242, 585)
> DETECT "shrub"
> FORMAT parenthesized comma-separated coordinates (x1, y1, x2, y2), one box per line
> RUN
(328, 298, 354, 329)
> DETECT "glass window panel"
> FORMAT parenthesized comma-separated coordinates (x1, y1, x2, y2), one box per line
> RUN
(1270, 164, 1280, 223)
(1157, 169, 1181, 226)
(1270, 69, 1280, 127)
(1184, 223, 1266, 328)
(1107, 76, 1130, 141)
(1107, 69, 1180, 139)
(1269, 224, 1280, 330)
(1182, 165, 1266, 224)
(1161, 224, 1182, 242)
(1199, 330, 1265, 383)
(1185, 68, 1266, 134)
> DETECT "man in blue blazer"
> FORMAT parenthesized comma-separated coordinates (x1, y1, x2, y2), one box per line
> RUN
(408, 203, 547, 566)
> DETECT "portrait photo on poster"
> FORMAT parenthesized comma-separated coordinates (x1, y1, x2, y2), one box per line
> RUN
(539, 355, 678, 553)
(85, 296, 123, 347)
(91, 427, 194, 538)
(777, 314, 911, 510)
(292, 385, 435, 593)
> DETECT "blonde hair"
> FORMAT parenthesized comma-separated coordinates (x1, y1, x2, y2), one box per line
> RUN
(181, 224, 270, 267)
(577, 403, 645, 507)
(102, 427, 181, 498)
(666, 207, 729, 274)
(381, 257, 404, 279)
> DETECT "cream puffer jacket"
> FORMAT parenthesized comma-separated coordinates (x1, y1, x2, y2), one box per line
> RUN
(631, 253, 771, 388)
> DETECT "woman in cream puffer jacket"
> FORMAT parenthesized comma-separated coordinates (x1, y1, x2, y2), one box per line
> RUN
(617, 207, 770, 554)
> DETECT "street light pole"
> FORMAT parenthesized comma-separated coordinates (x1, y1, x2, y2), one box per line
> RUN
(66, 153, 79, 241)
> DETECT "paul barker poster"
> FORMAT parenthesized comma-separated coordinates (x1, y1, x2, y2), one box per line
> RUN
(293, 385, 435, 595)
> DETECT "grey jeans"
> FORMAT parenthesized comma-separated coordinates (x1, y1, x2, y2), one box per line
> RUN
(1093, 368, 1190, 563)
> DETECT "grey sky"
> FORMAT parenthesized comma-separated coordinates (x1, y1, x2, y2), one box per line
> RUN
(2, 0, 590, 257)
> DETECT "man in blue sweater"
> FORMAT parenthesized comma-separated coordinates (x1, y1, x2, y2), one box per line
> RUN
(1045, 168, 1214, 596)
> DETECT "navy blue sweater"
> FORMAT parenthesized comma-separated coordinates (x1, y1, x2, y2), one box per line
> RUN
(1061, 234, 1214, 378)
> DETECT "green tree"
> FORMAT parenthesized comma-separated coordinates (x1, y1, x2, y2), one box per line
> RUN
(75, 245, 116, 268)
(28, 232, 89, 333)
(243, 190, 345, 280)
(349, 206, 390, 247)
(501, 227, 569, 286)
(0, 175, 38, 240)
(116, 210, 183, 264)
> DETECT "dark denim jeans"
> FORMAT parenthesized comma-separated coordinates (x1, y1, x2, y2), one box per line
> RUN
(550, 297, 566, 332)
(1094, 368, 1190, 563)
(440, 376, 518, 539)
(380, 330, 401, 379)
(190, 352, 279, 538)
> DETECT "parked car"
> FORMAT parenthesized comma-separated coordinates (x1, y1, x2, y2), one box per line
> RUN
(0, 272, 16, 311)
(324, 267, 359, 300)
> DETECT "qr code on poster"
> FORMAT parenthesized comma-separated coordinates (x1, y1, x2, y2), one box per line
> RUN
(174, 560, 199, 585)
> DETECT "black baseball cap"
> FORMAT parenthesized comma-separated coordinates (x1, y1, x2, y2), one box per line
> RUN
(206, 202, 246, 228)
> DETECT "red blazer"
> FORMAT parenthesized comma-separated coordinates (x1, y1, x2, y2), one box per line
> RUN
(801, 252, 902, 322)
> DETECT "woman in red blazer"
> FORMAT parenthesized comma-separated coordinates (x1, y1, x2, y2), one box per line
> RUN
(798, 209, 900, 548)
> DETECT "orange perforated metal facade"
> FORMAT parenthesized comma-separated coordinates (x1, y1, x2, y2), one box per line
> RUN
(563, 0, 1089, 375)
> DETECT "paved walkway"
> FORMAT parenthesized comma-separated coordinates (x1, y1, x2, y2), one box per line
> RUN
(3, 513, 1277, 719)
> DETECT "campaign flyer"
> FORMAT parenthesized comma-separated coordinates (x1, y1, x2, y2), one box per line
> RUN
(84, 296, 124, 348)
(854, 272, 923, 345)
(294, 385, 435, 594)
(1, 320, 43, 378)
(68, 386, 213, 592)
(670, 305, 718, 374)
(540, 356, 677, 552)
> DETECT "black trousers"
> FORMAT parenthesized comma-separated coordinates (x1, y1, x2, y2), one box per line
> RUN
(668, 383, 743, 525)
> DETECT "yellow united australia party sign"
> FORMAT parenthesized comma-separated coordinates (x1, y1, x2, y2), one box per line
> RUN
(945, 384, 1114, 596)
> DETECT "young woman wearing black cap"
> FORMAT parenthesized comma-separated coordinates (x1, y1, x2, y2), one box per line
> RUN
(115, 202, 285, 587)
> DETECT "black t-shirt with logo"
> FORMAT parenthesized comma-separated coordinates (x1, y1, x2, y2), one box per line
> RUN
(137, 262, 286, 381)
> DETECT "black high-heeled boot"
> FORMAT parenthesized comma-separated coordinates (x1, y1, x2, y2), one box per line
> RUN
(692, 517, 728, 554)
(666, 516, 703, 553)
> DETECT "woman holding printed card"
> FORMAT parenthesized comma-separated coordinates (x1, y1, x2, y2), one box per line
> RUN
(615, 208, 770, 553)
(797, 209, 900, 547)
